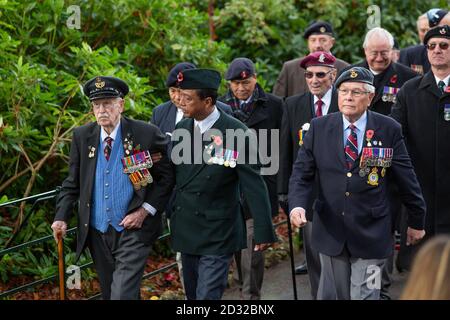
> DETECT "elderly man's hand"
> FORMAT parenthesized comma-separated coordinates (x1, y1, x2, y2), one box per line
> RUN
(119, 207, 148, 229)
(290, 207, 307, 229)
(406, 227, 425, 246)
(51, 220, 67, 242)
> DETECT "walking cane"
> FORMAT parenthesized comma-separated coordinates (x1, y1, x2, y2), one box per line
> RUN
(57, 234, 66, 300)
(280, 198, 298, 300)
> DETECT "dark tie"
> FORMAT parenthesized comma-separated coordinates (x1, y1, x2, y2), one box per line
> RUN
(316, 99, 323, 117)
(344, 124, 358, 170)
(438, 80, 446, 94)
(104, 137, 113, 161)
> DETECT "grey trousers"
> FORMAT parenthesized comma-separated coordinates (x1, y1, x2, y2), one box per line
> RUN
(317, 246, 386, 300)
(88, 225, 152, 300)
(303, 221, 321, 299)
(234, 218, 265, 300)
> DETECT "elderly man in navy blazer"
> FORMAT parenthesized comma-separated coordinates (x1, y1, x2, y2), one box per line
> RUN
(288, 67, 426, 299)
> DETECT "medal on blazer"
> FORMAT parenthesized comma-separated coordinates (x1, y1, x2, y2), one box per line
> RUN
(411, 65, 423, 75)
(298, 123, 310, 146)
(88, 146, 95, 158)
(382, 86, 399, 103)
(367, 167, 379, 186)
(444, 104, 450, 121)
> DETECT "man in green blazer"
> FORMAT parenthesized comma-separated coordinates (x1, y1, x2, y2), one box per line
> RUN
(170, 68, 277, 300)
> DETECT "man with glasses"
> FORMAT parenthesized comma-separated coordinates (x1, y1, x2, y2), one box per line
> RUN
(391, 25, 450, 270)
(342, 27, 417, 116)
(219, 57, 283, 300)
(278, 51, 339, 298)
(289, 67, 426, 300)
(273, 20, 349, 98)
(399, 8, 449, 75)
(52, 76, 175, 299)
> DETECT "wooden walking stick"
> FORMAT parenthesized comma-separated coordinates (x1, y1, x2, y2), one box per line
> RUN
(57, 234, 65, 300)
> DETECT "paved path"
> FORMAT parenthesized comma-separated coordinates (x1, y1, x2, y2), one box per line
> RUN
(223, 250, 408, 300)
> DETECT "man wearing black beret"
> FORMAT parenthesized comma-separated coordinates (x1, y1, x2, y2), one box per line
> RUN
(52, 76, 175, 299)
(219, 57, 283, 300)
(392, 25, 450, 271)
(273, 20, 349, 97)
(170, 68, 277, 300)
(289, 66, 426, 299)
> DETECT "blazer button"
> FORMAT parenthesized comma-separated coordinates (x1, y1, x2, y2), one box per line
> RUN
(176, 206, 181, 211)
(84, 224, 88, 227)
(342, 212, 345, 216)
(196, 192, 201, 196)
(194, 211, 199, 215)
(206, 175, 211, 179)
(347, 172, 352, 178)
(86, 203, 90, 207)
(345, 192, 350, 196)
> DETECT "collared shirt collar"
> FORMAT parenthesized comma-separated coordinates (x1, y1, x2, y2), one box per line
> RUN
(194, 106, 220, 134)
(175, 107, 184, 125)
(434, 74, 450, 87)
(342, 110, 367, 132)
(313, 87, 333, 115)
(100, 120, 121, 143)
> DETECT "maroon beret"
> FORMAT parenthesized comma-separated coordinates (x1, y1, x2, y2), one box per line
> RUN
(300, 51, 336, 69)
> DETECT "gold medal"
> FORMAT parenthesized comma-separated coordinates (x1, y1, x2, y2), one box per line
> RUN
(381, 167, 386, 177)
(367, 167, 379, 186)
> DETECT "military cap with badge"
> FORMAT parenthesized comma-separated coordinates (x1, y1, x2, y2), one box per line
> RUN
(83, 75, 159, 190)
(303, 20, 334, 39)
(335, 67, 393, 186)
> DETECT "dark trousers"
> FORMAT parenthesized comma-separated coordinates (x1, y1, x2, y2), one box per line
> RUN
(304, 221, 321, 299)
(181, 253, 233, 300)
(88, 225, 152, 300)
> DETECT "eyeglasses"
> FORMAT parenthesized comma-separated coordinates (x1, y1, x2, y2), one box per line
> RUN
(304, 70, 333, 79)
(426, 42, 450, 51)
(337, 89, 370, 98)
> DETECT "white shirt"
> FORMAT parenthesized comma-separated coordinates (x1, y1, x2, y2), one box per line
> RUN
(434, 74, 450, 87)
(369, 67, 381, 76)
(194, 106, 220, 134)
(313, 88, 333, 116)
(101, 120, 156, 216)
(175, 107, 184, 125)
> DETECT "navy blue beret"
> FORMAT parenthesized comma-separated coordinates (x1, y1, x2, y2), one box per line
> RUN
(303, 21, 334, 39)
(424, 25, 450, 45)
(178, 69, 221, 90)
(166, 62, 196, 87)
(335, 67, 374, 88)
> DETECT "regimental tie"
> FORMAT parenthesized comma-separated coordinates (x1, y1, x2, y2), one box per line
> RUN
(344, 124, 358, 170)
(438, 80, 446, 95)
(316, 99, 323, 117)
(104, 136, 113, 161)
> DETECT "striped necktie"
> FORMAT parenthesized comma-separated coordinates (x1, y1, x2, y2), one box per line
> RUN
(438, 80, 446, 95)
(316, 99, 323, 117)
(344, 124, 358, 170)
(104, 137, 113, 161)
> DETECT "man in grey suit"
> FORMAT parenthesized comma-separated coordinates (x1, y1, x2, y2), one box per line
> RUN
(273, 20, 349, 98)
(52, 76, 174, 299)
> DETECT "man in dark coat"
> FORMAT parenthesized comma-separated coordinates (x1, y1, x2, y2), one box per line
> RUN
(289, 67, 426, 299)
(391, 25, 450, 269)
(273, 20, 349, 98)
(399, 9, 449, 75)
(170, 68, 277, 300)
(51, 76, 174, 299)
(218, 57, 282, 300)
(278, 51, 339, 298)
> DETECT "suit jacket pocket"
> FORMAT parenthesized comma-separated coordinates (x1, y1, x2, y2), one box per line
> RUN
(371, 205, 388, 219)
(136, 213, 163, 245)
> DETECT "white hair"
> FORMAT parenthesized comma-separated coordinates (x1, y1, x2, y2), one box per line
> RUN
(417, 13, 427, 23)
(363, 27, 394, 49)
(364, 83, 375, 93)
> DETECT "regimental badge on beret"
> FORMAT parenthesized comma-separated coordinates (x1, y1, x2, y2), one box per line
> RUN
(240, 71, 247, 79)
(350, 70, 358, 78)
(440, 27, 447, 35)
(177, 72, 184, 83)
(320, 26, 326, 33)
(318, 53, 325, 63)
(95, 77, 105, 89)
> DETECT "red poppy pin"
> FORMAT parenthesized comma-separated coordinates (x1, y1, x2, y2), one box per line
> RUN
(366, 129, 374, 140)
(177, 72, 183, 83)
(390, 74, 397, 84)
(213, 135, 223, 146)
(445, 86, 450, 93)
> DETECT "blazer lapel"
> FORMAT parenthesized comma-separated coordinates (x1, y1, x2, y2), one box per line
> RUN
(420, 71, 443, 99)
(85, 125, 100, 202)
(165, 103, 177, 133)
(328, 113, 347, 169)
(329, 89, 339, 114)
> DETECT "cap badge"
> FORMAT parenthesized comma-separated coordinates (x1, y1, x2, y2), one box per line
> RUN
(440, 27, 447, 35)
(320, 26, 326, 33)
(318, 53, 325, 63)
(95, 77, 105, 89)
(350, 70, 358, 78)
(240, 71, 247, 79)
(177, 72, 184, 83)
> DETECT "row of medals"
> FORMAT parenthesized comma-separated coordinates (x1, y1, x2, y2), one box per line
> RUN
(122, 151, 153, 190)
(205, 144, 238, 168)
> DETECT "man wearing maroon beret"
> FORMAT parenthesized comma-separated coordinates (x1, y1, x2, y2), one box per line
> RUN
(278, 51, 340, 298)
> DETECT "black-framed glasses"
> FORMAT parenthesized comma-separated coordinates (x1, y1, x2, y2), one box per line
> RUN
(426, 42, 450, 51)
(304, 70, 333, 79)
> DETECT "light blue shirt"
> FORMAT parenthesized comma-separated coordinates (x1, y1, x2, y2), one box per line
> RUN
(342, 111, 367, 155)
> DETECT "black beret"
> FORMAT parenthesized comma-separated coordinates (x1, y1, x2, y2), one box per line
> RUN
(424, 25, 450, 45)
(225, 57, 256, 81)
(335, 67, 374, 88)
(303, 21, 334, 39)
(83, 76, 129, 101)
(427, 8, 449, 27)
(166, 62, 196, 87)
(177, 69, 221, 90)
